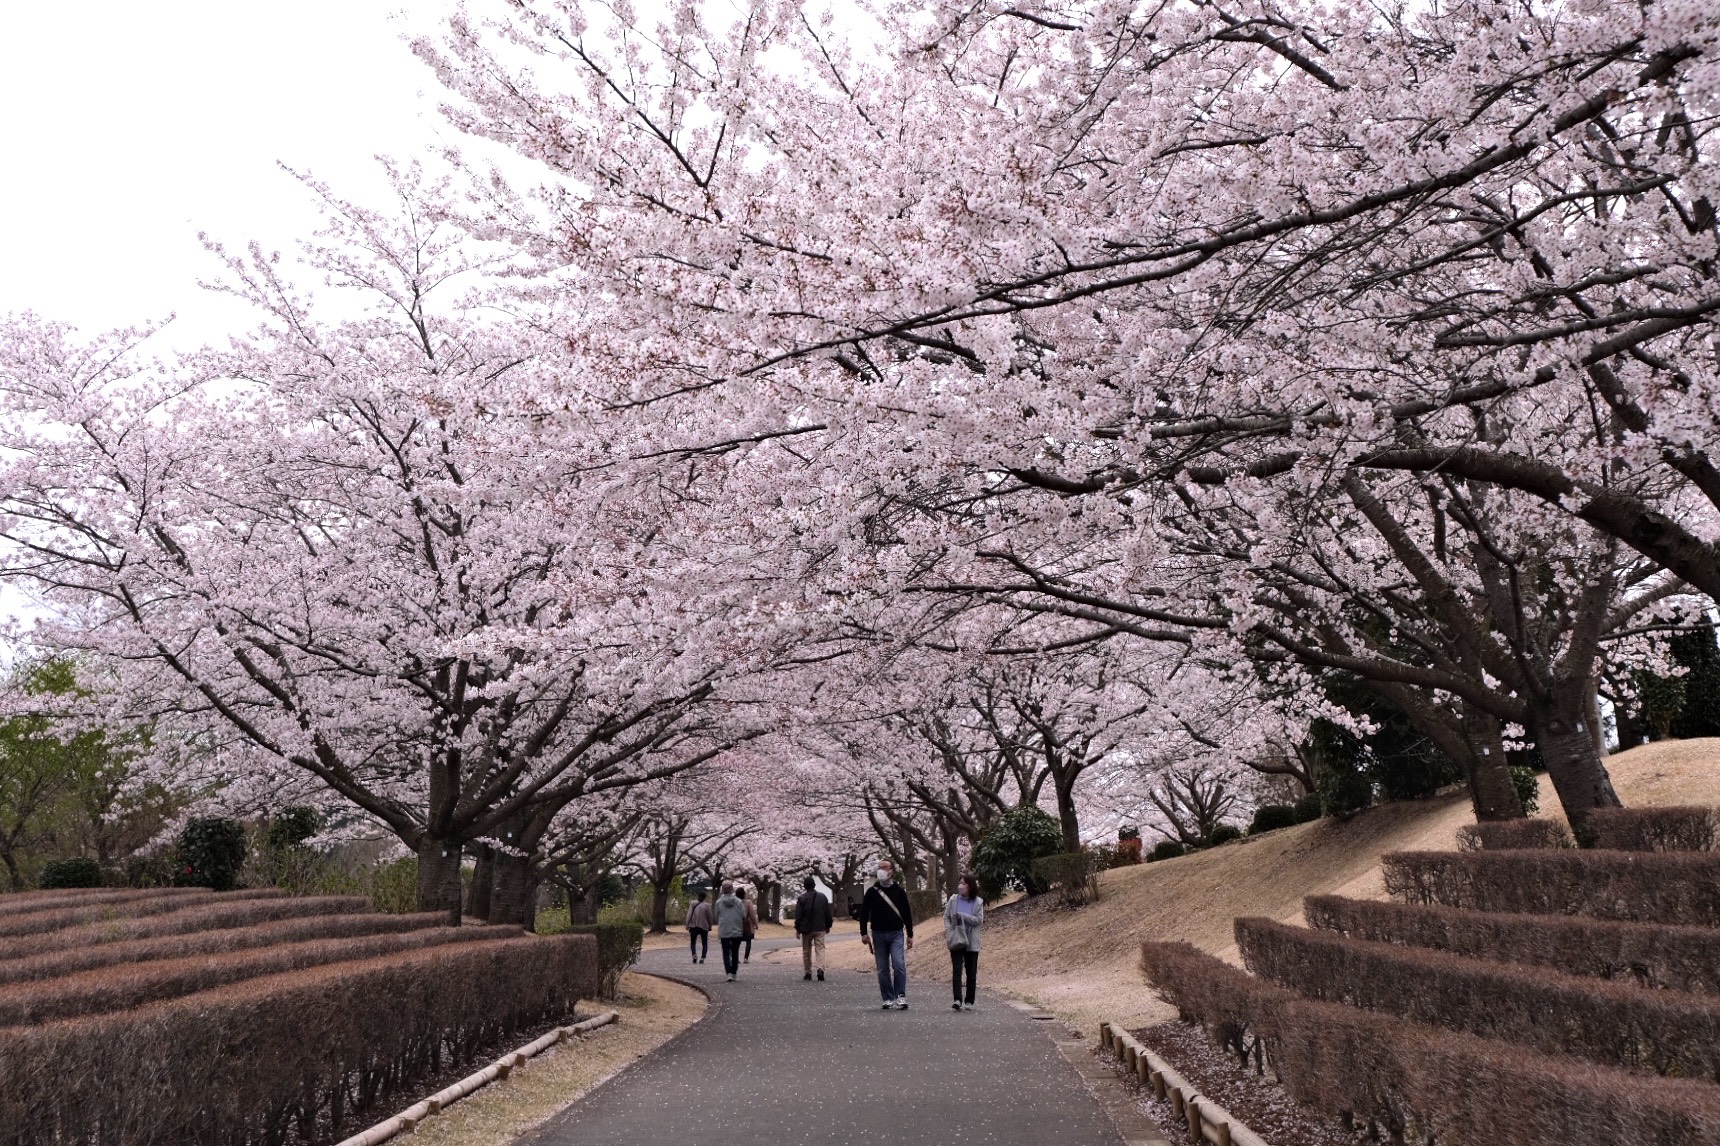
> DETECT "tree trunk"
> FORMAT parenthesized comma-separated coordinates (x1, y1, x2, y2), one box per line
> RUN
(415, 836, 465, 924)
(1528, 685, 1622, 837)
(467, 843, 495, 922)
(649, 879, 671, 933)
(489, 849, 537, 930)
(570, 883, 602, 924)
(1054, 779, 1081, 852)
(1460, 705, 1525, 821)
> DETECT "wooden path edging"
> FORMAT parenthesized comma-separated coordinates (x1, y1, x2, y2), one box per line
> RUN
(1099, 1021, 1270, 1146)
(335, 1011, 619, 1146)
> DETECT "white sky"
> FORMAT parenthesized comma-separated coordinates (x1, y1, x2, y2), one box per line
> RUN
(0, 0, 462, 347)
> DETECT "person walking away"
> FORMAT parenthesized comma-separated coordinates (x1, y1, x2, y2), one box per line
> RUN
(794, 875, 835, 981)
(944, 873, 985, 1010)
(714, 882, 747, 981)
(685, 890, 713, 964)
(859, 859, 914, 1009)
(740, 885, 759, 962)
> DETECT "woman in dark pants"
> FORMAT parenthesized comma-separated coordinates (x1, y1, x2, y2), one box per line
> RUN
(944, 873, 985, 1010)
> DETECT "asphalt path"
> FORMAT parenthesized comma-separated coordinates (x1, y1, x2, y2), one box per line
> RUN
(518, 934, 1124, 1146)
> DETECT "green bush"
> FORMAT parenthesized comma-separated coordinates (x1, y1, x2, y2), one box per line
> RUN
(1249, 804, 1302, 835)
(906, 888, 944, 923)
(972, 806, 1064, 896)
(177, 817, 248, 891)
(1032, 850, 1103, 907)
(1293, 792, 1324, 823)
(39, 856, 103, 889)
(1206, 824, 1243, 847)
(1511, 766, 1541, 815)
(266, 806, 320, 851)
(567, 921, 644, 999)
(1148, 839, 1186, 862)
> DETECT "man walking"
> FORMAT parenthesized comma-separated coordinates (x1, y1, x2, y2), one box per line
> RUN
(685, 890, 713, 964)
(714, 881, 748, 981)
(859, 859, 914, 1009)
(794, 875, 835, 981)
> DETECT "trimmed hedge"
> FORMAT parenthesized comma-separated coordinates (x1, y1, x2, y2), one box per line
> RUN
(1587, 807, 1718, 852)
(37, 858, 103, 890)
(0, 911, 449, 985)
(0, 889, 288, 942)
(0, 895, 371, 960)
(1141, 940, 1720, 1146)
(0, 934, 600, 1146)
(566, 921, 643, 1000)
(0, 926, 515, 1025)
(0, 887, 208, 919)
(1455, 819, 1573, 851)
(1032, 851, 1103, 907)
(1304, 895, 1720, 996)
(1382, 850, 1720, 924)
(1236, 917, 1720, 1078)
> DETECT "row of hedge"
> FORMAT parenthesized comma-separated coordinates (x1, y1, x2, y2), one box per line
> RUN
(1236, 917, 1720, 1080)
(1140, 941, 1720, 1146)
(0, 934, 600, 1146)
(1382, 850, 1720, 924)
(0, 886, 211, 920)
(0, 889, 291, 942)
(0, 926, 518, 1026)
(0, 910, 450, 987)
(0, 894, 372, 961)
(1304, 895, 1720, 996)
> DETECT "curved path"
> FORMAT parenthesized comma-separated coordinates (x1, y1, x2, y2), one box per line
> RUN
(518, 935, 1125, 1146)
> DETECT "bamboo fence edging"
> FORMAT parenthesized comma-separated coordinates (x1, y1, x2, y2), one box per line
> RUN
(1099, 1021, 1270, 1146)
(334, 1011, 619, 1146)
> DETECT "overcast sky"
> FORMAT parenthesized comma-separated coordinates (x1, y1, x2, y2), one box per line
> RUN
(0, 0, 461, 347)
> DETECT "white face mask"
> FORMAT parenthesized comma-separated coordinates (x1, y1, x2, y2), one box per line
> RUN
(876, 869, 891, 883)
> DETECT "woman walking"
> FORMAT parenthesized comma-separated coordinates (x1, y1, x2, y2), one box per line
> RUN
(944, 874, 984, 1011)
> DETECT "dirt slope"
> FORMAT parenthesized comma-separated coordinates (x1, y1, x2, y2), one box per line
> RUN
(863, 738, 1720, 1031)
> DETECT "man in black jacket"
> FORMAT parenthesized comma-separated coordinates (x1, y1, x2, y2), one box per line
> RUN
(859, 859, 914, 1009)
(793, 875, 836, 981)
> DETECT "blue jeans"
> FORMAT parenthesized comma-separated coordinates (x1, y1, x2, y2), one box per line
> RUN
(871, 929, 907, 1001)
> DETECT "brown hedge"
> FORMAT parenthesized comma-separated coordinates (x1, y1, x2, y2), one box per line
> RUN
(0, 888, 208, 918)
(1587, 807, 1718, 852)
(0, 889, 289, 941)
(1381, 849, 1720, 923)
(0, 895, 371, 960)
(1237, 917, 1720, 1079)
(1454, 819, 1573, 851)
(0, 933, 601, 1146)
(1305, 895, 1720, 995)
(1140, 940, 1720, 1146)
(0, 911, 448, 986)
(0, 925, 515, 1025)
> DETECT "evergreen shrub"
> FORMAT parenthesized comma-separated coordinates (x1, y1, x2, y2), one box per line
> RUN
(566, 921, 643, 999)
(38, 857, 102, 890)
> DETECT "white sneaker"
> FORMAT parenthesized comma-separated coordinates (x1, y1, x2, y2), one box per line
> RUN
(963, 1003, 976, 1011)
(727, 974, 735, 981)
(895, 998, 908, 1010)
(880, 1001, 894, 1010)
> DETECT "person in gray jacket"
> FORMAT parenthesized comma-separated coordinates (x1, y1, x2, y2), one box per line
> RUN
(713, 881, 748, 981)
(944, 873, 985, 1011)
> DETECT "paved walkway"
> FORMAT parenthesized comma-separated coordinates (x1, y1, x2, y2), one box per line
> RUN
(519, 935, 1125, 1146)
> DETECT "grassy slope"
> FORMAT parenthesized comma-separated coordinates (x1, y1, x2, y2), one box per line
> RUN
(878, 738, 1720, 1031)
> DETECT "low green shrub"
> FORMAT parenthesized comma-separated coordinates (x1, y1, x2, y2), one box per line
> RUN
(566, 921, 643, 999)
(1032, 851, 1103, 907)
(1249, 805, 1301, 835)
(1205, 824, 1243, 847)
(973, 806, 1063, 895)
(1511, 766, 1541, 815)
(177, 817, 248, 892)
(38, 858, 102, 890)
(1148, 840, 1186, 863)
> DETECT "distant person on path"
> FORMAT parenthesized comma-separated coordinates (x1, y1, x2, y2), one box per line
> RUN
(859, 859, 914, 1009)
(685, 891, 713, 964)
(794, 875, 835, 981)
(944, 873, 985, 1011)
(740, 885, 759, 962)
(714, 882, 747, 981)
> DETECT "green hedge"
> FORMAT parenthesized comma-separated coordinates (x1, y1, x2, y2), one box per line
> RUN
(566, 921, 643, 999)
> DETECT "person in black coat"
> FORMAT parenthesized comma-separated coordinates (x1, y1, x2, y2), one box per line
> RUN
(793, 875, 836, 981)
(858, 860, 915, 1009)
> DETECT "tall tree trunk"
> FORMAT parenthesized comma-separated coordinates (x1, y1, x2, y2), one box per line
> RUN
(1054, 777, 1081, 851)
(415, 836, 464, 924)
(649, 877, 672, 933)
(489, 849, 538, 930)
(1528, 682, 1622, 837)
(467, 843, 495, 922)
(1460, 704, 1525, 821)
